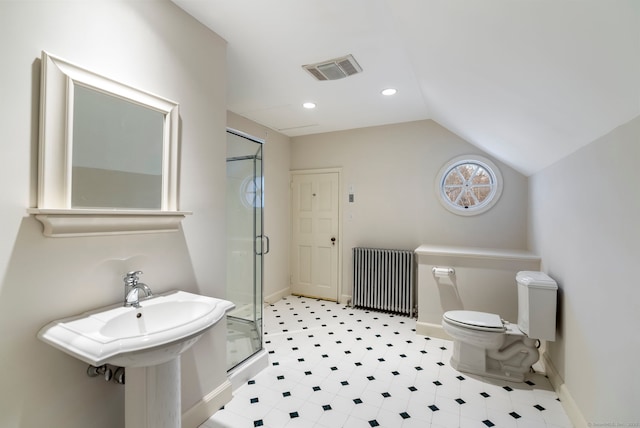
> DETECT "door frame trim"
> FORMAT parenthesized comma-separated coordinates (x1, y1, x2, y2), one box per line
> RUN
(290, 168, 343, 302)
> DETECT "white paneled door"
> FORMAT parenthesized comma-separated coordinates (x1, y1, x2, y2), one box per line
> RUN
(291, 170, 340, 301)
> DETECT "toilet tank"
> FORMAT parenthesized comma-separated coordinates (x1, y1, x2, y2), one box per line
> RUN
(516, 271, 558, 341)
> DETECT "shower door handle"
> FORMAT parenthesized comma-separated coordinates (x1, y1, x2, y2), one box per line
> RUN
(256, 235, 270, 255)
(263, 235, 270, 255)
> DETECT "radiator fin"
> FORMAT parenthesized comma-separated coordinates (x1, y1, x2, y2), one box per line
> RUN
(353, 247, 415, 317)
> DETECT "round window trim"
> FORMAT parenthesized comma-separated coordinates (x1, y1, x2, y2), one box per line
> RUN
(436, 155, 503, 216)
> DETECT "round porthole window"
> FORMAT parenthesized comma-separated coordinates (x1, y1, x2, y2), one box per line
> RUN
(240, 175, 263, 208)
(436, 155, 503, 216)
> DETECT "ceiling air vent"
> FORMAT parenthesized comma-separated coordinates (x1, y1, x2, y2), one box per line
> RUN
(302, 54, 363, 81)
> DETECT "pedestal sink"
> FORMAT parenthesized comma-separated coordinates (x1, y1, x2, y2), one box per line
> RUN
(38, 290, 234, 428)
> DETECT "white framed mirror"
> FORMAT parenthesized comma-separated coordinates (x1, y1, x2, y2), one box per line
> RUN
(29, 51, 190, 237)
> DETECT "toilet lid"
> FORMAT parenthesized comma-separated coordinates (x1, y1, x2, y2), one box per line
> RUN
(443, 310, 505, 331)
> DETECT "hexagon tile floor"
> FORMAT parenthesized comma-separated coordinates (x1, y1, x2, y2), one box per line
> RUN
(201, 295, 572, 428)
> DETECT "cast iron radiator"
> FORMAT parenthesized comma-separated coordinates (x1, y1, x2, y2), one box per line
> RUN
(352, 247, 416, 317)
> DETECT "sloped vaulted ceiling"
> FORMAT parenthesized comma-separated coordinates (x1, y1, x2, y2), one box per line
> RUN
(172, 0, 640, 176)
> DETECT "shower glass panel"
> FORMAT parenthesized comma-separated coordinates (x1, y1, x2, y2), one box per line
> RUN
(226, 129, 264, 370)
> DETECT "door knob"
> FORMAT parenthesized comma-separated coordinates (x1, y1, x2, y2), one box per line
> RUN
(331, 237, 336, 246)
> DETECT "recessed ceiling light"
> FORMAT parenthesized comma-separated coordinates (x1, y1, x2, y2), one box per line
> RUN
(303, 102, 316, 109)
(381, 88, 397, 96)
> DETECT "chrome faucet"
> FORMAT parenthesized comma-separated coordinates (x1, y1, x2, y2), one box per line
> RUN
(123, 271, 153, 308)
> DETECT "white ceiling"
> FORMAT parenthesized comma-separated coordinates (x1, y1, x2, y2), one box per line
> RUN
(171, 0, 639, 176)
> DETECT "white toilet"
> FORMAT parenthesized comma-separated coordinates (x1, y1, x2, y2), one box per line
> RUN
(441, 271, 557, 382)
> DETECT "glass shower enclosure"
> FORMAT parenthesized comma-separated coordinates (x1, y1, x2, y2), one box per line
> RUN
(226, 129, 266, 370)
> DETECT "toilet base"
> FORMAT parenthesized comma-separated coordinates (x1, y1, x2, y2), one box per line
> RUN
(450, 335, 539, 383)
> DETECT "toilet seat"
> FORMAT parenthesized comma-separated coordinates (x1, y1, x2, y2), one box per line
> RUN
(443, 310, 505, 332)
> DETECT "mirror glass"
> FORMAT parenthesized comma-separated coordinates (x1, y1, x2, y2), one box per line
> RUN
(71, 85, 164, 209)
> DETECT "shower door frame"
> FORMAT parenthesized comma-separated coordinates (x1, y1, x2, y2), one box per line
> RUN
(226, 128, 266, 371)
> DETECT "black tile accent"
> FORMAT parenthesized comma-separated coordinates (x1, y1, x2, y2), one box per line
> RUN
(428, 405, 439, 412)
(248, 380, 255, 385)
(455, 398, 466, 405)
(369, 420, 380, 427)
(378, 358, 385, 362)
(341, 381, 349, 386)
(312, 386, 321, 391)
(367, 375, 375, 381)
(381, 392, 391, 398)
(503, 386, 514, 391)
(534, 404, 546, 411)
(408, 386, 418, 391)
(415, 366, 423, 371)
(525, 380, 536, 386)
(482, 420, 495, 427)
(480, 392, 490, 398)
(433, 381, 442, 386)
(321, 354, 328, 358)
(277, 375, 284, 380)
(253, 420, 263, 427)
(510, 412, 521, 419)
(322, 404, 332, 411)
(330, 366, 338, 371)
(353, 398, 363, 404)
(437, 362, 445, 366)
(392, 371, 400, 376)
(400, 412, 410, 419)
(282, 391, 291, 397)
(289, 411, 299, 419)
(250, 397, 259, 404)
(457, 375, 466, 380)
(304, 371, 312, 375)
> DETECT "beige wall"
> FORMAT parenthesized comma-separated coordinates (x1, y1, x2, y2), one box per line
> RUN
(0, 2, 227, 427)
(227, 112, 292, 301)
(291, 120, 529, 298)
(529, 115, 640, 425)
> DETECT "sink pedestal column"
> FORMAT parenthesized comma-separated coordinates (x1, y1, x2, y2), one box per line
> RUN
(125, 357, 181, 428)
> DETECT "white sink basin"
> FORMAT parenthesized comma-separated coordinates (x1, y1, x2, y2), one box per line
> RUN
(38, 290, 234, 367)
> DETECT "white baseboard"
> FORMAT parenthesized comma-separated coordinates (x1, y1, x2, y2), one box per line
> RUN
(542, 352, 588, 428)
(340, 294, 352, 305)
(415, 321, 452, 340)
(264, 287, 290, 304)
(182, 379, 233, 428)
